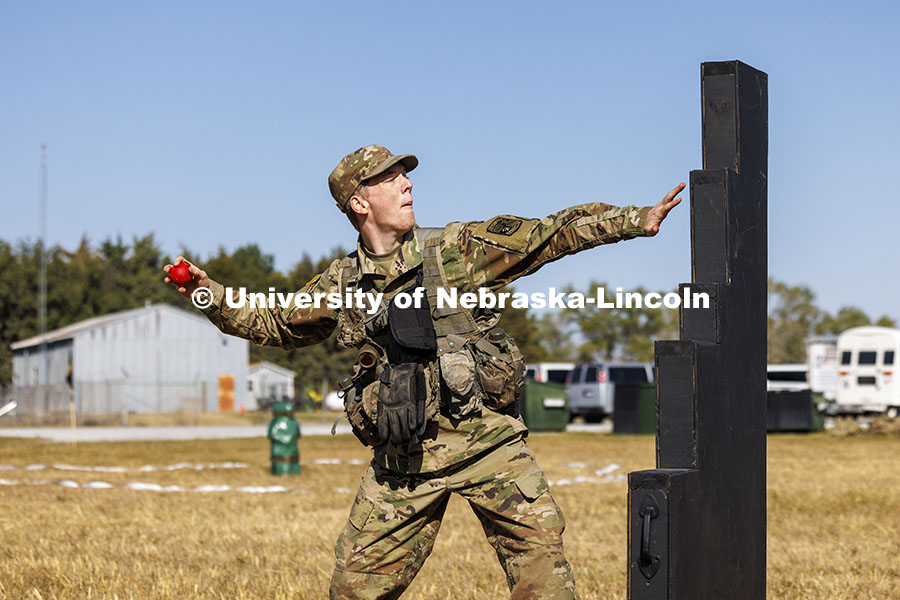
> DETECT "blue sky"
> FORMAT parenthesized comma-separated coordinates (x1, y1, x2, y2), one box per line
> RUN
(2, 1, 898, 320)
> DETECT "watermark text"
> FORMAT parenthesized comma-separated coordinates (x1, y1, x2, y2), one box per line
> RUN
(197, 286, 710, 313)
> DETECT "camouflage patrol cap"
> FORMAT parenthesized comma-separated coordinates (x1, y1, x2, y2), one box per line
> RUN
(329, 145, 418, 212)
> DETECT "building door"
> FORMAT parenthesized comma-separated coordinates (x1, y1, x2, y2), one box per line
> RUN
(218, 374, 235, 412)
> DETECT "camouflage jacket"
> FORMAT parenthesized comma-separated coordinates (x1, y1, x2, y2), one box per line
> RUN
(200, 202, 650, 473)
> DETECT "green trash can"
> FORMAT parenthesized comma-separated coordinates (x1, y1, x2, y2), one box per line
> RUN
(519, 379, 569, 432)
(637, 382, 656, 434)
(810, 392, 826, 432)
(267, 402, 301, 475)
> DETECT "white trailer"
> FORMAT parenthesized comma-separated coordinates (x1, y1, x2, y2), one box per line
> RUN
(835, 326, 900, 416)
(806, 336, 838, 401)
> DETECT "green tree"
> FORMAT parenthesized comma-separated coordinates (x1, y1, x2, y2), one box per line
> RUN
(202, 243, 275, 292)
(563, 281, 671, 362)
(619, 286, 671, 361)
(49, 237, 102, 325)
(497, 289, 546, 363)
(534, 312, 577, 362)
(815, 306, 871, 335)
(122, 234, 172, 309)
(0, 234, 359, 393)
(767, 278, 820, 363)
(98, 236, 131, 311)
(0, 241, 22, 386)
(250, 246, 354, 397)
(876, 315, 897, 328)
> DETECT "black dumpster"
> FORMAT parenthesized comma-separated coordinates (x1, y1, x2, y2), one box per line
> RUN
(613, 382, 656, 434)
(767, 390, 824, 432)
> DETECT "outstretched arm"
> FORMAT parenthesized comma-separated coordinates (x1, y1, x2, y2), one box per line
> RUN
(162, 256, 337, 349)
(442, 182, 686, 293)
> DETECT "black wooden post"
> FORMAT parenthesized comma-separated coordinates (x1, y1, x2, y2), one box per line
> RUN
(626, 61, 768, 600)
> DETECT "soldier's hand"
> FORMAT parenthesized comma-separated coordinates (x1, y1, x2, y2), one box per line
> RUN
(163, 256, 211, 299)
(644, 183, 685, 236)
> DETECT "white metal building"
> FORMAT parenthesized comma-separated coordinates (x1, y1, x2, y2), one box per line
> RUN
(11, 303, 249, 422)
(247, 361, 296, 409)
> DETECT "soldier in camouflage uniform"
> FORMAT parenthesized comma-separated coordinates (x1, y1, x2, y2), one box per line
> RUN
(164, 145, 683, 599)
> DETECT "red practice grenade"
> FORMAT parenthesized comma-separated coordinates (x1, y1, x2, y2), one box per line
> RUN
(169, 261, 193, 285)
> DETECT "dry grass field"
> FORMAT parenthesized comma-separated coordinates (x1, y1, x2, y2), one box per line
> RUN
(1, 429, 898, 599)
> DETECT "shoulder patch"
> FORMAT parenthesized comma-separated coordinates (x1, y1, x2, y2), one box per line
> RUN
(485, 217, 522, 236)
(470, 215, 538, 255)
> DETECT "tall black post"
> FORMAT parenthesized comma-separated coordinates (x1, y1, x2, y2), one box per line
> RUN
(626, 61, 768, 600)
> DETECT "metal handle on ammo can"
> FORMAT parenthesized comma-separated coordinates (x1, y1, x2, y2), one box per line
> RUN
(628, 484, 673, 599)
(639, 496, 660, 579)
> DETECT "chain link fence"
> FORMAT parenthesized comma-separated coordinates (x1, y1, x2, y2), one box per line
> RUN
(7, 381, 207, 426)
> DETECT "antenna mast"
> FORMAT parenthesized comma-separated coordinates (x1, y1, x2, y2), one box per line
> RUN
(39, 144, 48, 414)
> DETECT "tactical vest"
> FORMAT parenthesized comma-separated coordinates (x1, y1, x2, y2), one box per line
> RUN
(335, 228, 526, 447)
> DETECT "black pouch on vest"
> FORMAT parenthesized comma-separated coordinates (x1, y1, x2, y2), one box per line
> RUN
(377, 363, 427, 446)
(388, 268, 437, 355)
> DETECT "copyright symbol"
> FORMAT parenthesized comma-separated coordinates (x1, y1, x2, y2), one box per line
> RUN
(191, 287, 213, 309)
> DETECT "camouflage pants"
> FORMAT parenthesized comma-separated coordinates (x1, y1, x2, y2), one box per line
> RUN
(330, 437, 579, 600)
